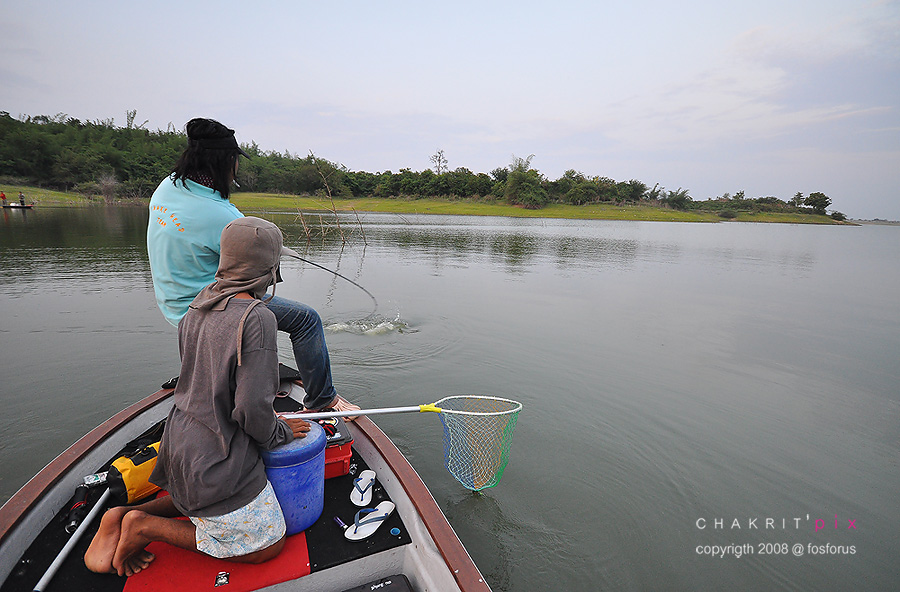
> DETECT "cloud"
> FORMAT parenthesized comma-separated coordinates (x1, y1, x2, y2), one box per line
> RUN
(2, 0, 897, 218)
(0, 67, 52, 98)
(576, 6, 899, 157)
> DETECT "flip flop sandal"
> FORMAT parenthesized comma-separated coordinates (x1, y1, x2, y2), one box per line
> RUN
(344, 501, 395, 541)
(351, 470, 376, 506)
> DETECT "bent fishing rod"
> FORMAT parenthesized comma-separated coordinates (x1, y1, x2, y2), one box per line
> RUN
(281, 250, 378, 316)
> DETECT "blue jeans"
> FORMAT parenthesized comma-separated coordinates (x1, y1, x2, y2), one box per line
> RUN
(263, 295, 337, 410)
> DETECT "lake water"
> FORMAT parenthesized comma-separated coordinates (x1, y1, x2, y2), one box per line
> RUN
(1, 205, 898, 591)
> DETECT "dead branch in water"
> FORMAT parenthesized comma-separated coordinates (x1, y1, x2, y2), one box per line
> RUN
(296, 210, 312, 243)
(351, 207, 368, 246)
(310, 151, 345, 244)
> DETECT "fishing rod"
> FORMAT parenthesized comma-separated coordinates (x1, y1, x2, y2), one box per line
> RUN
(281, 250, 378, 315)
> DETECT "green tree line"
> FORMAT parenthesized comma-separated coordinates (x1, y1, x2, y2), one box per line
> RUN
(0, 111, 840, 218)
(0, 111, 184, 198)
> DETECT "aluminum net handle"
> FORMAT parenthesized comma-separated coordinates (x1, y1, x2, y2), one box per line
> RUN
(434, 396, 522, 491)
(280, 395, 523, 492)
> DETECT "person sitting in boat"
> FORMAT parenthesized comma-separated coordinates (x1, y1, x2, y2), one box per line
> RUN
(146, 117, 359, 419)
(85, 217, 314, 577)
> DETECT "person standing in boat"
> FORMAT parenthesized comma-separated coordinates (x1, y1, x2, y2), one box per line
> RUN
(86, 217, 313, 576)
(1, 191, 6, 205)
(18, 192, 26, 206)
(146, 118, 359, 418)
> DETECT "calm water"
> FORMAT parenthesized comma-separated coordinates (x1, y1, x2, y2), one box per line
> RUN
(1, 206, 898, 591)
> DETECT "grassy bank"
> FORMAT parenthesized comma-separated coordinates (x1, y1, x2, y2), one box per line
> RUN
(231, 193, 842, 224)
(3, 183, 843, 224)
(230, 193, 725, 222)
(2, 184, 97, 206)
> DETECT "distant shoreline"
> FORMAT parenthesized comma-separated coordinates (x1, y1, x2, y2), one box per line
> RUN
(3, 184, 861, 225)
(853, 219, 900, 226)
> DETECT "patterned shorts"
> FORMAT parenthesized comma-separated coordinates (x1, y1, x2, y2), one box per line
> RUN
(190, 481, 286, 559)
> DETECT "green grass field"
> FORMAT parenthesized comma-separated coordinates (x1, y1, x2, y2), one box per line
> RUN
(3, 184, 842, 224)
(2, 184, 95, 206)
(231, 193, 841, 224)
(229, 193, 725, 222)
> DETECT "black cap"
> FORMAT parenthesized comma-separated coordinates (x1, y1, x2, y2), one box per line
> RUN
(186, 118, 251, 158)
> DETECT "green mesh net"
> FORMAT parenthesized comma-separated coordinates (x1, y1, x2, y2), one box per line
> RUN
(435, 396, 522, 491)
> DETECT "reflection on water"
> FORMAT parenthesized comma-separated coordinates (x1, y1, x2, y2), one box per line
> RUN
(273, 212, 821, 280)
(2, 207, 899, 592)
(0, 206, 152, 290)
(342, 217, 643, 271)
(444, 492, 514, 591)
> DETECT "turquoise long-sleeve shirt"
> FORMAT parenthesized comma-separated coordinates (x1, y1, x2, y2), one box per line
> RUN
(147, 176, 243, 326)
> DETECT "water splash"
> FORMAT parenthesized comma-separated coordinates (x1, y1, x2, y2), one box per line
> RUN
(325, 313, 414, 336)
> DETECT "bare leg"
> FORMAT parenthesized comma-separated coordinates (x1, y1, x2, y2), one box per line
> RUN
(85, 496, 180, 574)
(111, 507, 287, 576)
(85, 506, 130, 573)
(112, 510, 196, 577)
(231, 536, 286, 564)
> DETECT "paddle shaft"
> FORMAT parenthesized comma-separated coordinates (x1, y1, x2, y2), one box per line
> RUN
(280, 405, 433, 421)
(34, 487, 112, 592)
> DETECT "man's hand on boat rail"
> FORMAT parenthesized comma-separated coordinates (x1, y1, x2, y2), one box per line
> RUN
(279, 415, 312, 439)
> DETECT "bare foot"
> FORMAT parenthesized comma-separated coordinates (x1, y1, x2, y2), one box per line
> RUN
(331, 396, 361, 422)
(123, 550, 155, 577)
(112, 510, 153, 577)
(85, 506, 130, 574)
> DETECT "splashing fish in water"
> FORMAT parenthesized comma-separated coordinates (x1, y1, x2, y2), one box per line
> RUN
(326, 314, 413, 336)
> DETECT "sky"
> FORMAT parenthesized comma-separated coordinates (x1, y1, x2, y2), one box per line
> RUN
(3, 0, 899, 219)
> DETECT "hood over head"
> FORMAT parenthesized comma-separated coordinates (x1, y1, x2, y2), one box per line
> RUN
(189, 217, 291, 365)
(191, 216, 285, 311)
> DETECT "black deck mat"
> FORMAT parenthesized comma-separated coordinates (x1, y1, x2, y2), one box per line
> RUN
(307, 450, 411, 573)
(1, 474, 129, 592)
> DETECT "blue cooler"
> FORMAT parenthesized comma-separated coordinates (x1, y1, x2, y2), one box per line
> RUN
(260, 421, 326, 535)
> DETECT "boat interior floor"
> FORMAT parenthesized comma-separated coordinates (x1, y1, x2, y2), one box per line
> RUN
(2, 397, 411, 592)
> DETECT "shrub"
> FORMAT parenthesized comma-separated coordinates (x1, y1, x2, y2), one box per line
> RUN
(504, 170, 548, 209)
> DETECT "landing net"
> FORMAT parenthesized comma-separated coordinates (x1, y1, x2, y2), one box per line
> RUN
(434, 395, 522, 491)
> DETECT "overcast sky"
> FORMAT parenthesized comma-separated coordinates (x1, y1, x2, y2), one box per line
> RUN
(3, 1, 899, 219)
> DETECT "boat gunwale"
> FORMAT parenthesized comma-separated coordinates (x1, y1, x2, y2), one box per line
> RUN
(0, 388, 174, 544)
(350, 416, 491, 592)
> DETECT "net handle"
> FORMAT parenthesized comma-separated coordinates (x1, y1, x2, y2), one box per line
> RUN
(278, 396, 522, 421)
(279, 404, 439, 421)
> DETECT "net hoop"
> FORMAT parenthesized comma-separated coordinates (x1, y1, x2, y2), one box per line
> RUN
(433, 395, 523, 417)
(433, 395, 522, 491)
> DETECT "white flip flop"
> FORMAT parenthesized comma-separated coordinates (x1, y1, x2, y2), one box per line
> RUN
(351, 470, 376, 506)
(344, 501, 395, 541)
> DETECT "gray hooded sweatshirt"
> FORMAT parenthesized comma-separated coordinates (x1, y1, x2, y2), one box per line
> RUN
(150, 217, 294, 517)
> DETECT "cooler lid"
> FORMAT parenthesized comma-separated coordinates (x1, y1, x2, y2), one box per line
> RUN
(318, 416, 353, 447)
(260, 420, 326, 467)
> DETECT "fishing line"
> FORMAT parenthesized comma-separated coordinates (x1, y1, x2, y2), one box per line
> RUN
(282, 251, 378, 316)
